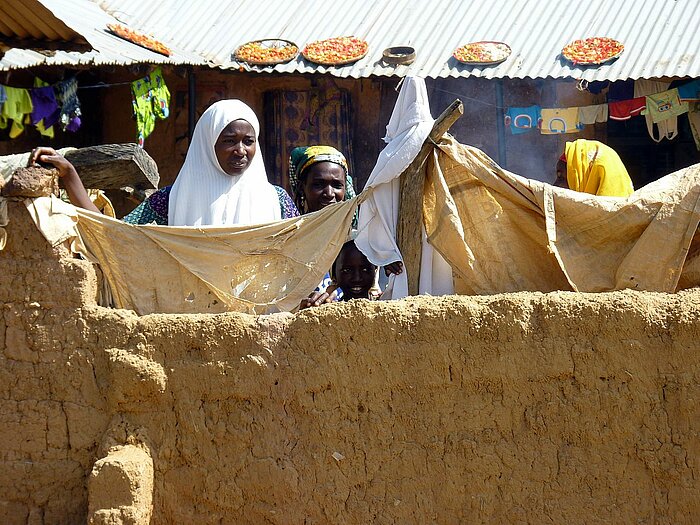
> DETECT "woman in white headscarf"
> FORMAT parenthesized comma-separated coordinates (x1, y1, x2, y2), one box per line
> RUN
(32, 99, 298, 226)
(123, 99, 298, 225)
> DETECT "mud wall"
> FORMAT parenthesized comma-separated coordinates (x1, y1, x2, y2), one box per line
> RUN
(2, 200, 700, 524)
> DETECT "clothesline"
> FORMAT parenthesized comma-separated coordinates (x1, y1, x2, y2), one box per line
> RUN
(433, 79, 700, 114)
(0, 77, 81, 139)
(432, 79, 700, 146)
(502, 79, 700, 138)
(0, 68, 170, 146)
(431, 87, 505, 109)
(2, 73, 697, 148)
(78, 80, 134, 89)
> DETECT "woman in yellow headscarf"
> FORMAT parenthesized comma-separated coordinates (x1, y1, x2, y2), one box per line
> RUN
(554, 139, 634, 197)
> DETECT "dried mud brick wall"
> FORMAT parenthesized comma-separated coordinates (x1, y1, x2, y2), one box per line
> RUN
(2, 200, 700, 524)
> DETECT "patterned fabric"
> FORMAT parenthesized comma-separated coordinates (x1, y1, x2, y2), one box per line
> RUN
(122, 186, 171, 225)
(54, 78, 81, 132)
(262, 84, 354, 191)
(287, 145, 356, 212)
(314, 271, 344, 301)
(131, 67, 171, 147)
(122, 185, 299, 225)
(32, 77, 58, 138)
(274, 186, 300, 219)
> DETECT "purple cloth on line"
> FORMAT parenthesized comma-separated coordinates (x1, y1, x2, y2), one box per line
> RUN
(65, 116, 81, 133)
(29, 86, 60, 127)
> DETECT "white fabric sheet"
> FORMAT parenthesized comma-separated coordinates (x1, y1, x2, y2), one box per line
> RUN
(418, 225, 455, 296)
(355, 76, 435, 299)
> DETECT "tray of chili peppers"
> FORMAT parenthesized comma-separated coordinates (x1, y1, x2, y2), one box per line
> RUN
(302, 36, 369, 66)
(562, 37, 624, 66)
(107, 23, 171, 56)
(234, 39, 299, 65)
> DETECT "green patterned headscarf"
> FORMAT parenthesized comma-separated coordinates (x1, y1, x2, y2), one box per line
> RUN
(288, 145, 356, 213)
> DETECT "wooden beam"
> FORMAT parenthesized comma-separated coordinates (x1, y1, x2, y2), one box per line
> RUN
(63, 144, 160, 190)
(396, 99, 463, 295)
(0, 35, 92, 51)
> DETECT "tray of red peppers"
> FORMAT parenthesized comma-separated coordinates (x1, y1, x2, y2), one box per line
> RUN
(302, 36, 369, 66)
(107, 23, 171, 56)
(235, 39, 299, 65)
(562, 37, 624, 66)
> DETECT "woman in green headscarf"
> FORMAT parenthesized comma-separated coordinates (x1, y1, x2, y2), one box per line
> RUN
(289, 145, 361, 307)
(288, 145, 356, 214)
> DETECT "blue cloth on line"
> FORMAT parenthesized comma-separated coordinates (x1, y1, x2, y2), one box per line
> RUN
(505, 106, 542, 134)
(678, 79, 700, 101)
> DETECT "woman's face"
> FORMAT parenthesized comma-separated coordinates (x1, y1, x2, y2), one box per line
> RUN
(335, 244, 376, 300)
(214, 119, 257, 176)
(302, 161, 346, 212)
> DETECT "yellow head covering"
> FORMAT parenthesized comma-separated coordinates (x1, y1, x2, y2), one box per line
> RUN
(565, 139, 634, 197)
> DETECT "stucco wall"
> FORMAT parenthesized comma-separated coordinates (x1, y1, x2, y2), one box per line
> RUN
(2, 201, 700, 524)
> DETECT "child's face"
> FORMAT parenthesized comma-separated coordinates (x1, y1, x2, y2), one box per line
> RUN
(335, 245, 376, 300)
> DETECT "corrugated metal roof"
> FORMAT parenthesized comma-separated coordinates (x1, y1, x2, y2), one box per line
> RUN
(0, 0, 91, 51)
(0, 0, 204, 70)
(95, 0, 700, 81)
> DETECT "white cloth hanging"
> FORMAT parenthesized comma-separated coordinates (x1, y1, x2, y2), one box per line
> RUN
(168, 99, 281, 226)
(418, 225, 455, 296)
(354, 76, 435, 300)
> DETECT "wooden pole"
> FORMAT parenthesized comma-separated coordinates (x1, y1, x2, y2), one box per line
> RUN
(495, 80, 507, 168)
(188, 67, 196, 141)
(396, 99, 463, 295)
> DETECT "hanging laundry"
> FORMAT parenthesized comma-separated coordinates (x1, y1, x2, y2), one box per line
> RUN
(504, 106, 542, 134)
(0, 86, 33, 138)
(586, 80, 609, 95)
(677, 79, 700, 101)
(131, 67, 170, 147)
(687, 102, 700, 151)
(644, 89, 689, 124)
(634, 79, 676, 142)
(54, 78, 82, 132)
(607, 79, 635, 102)
(634, 79, 670, 99)
(608, 98, 646, 121)
(577, 104, 608, 126)
(30, 78, 60, 139)
(540, 108, 581, 134)
(0, 86, 6, 105)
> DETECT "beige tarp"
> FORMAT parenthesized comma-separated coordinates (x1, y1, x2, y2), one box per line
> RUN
(21, 195, 358, 314)
(426, 136, 700, 294)
(78, 198, 359, 314)
(11, 136, 700, 315)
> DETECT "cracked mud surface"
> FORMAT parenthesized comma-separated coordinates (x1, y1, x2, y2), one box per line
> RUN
(2, 202, 700, 524)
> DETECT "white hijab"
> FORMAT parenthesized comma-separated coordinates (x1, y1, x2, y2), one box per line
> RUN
(168, 99, 281, 226)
